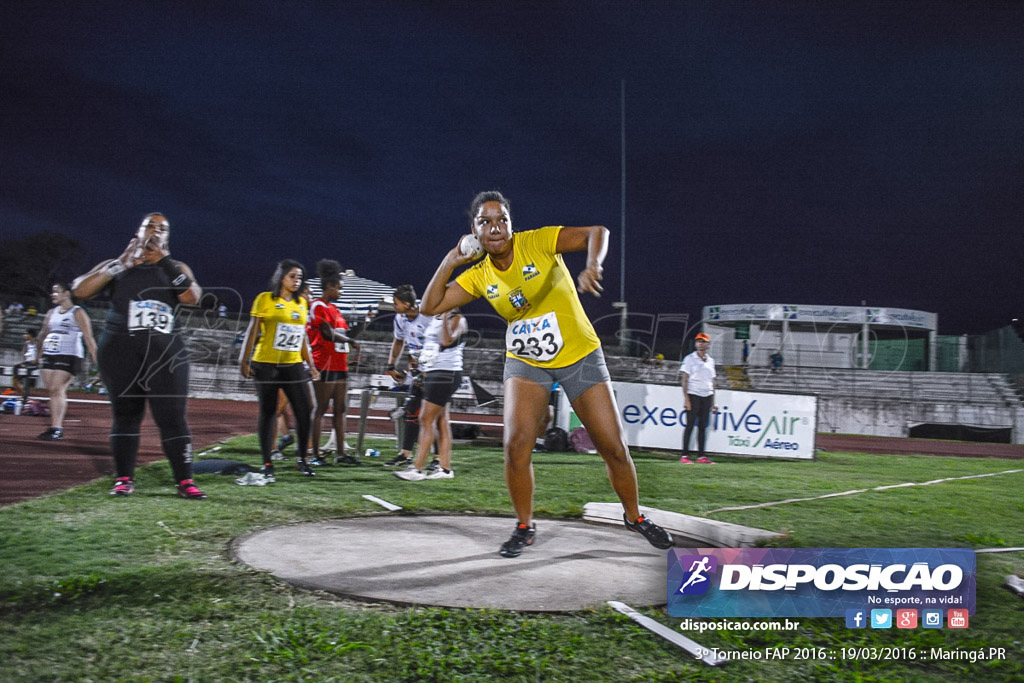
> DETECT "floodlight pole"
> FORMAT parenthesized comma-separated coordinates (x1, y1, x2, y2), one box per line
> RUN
(616, 80, 629, 352)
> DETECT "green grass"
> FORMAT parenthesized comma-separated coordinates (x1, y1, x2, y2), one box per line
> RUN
(2, 437, 1022, 681)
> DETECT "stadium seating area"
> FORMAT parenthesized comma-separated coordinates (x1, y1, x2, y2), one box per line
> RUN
(747, 366, 1021, 407)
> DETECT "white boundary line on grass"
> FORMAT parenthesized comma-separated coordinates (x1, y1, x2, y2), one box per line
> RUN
(607, 601, 725, 667)
(706, 469, 1024, 515)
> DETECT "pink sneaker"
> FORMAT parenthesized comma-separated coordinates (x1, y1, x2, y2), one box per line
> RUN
(177, 479, 207, 500)
(696, 456, 715, 464)
(679, 455, 694, 465)
(110, 477, 134, 496)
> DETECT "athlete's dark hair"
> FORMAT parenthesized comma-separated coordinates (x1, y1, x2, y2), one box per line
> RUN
(270, 259, 305, 300)
(468, 190, 511, 229)
(317, 259, 343, 288)
(52, 282, 76, 304)
(393, 284, 417, 306)
(27, 328, 40, 338)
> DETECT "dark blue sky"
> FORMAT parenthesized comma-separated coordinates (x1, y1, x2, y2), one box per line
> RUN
(2, 2, 1022, 334)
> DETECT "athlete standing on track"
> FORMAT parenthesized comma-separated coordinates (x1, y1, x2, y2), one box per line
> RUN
(394, 308, 468, 481)
(239, 260, 320, 480)
(421, 191, 674, 557)
(36, 283, 98, 440)
(382, 285, 434, 470)
(307, 259, 365, 466)
(72, 213, 206, 499)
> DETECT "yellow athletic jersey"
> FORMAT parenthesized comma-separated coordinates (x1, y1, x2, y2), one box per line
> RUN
(455, 226, 601, 368)
(250, 291, 307, 365)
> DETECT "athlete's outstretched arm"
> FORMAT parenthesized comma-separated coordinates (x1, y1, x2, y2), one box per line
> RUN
(420, 245, 478, 316)
(72, 239, 142, 300)
(555, 226, 608, 297)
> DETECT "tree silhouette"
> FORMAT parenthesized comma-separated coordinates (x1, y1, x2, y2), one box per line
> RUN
(0, 233, 84, 305)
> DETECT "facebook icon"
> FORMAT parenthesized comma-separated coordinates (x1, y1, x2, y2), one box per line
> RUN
(845, 609, 866, 629)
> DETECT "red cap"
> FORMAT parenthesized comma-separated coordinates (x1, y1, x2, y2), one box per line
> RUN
(695, 333, 710, 342)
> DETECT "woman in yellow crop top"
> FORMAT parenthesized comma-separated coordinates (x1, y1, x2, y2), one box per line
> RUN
(421, 191, 674, 558)
(239, 259, 320, 479)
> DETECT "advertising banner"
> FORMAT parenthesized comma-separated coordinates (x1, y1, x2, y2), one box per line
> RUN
(667, 548, 976, 619)
(613, 384, 818, 459)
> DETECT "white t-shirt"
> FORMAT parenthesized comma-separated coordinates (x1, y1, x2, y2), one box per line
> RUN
(392, 312, 432, 360)
(680, 351, 716, 397)
(419, 315, 465, 373)
(42, 305, 85, 358)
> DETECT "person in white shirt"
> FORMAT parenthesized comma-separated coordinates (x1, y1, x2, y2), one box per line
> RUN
(394, 308, 468, 481)
(679, 332, 716, 464)
(383, 284, 433, 468)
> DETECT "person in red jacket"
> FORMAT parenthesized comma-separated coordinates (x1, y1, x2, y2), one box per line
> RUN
(307, 260, 366, 465)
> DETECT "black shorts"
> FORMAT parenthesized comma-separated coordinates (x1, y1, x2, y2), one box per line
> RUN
(42, 355, 81, 375)
(316, 370, 348, 383)
(422, 370, 462, 407)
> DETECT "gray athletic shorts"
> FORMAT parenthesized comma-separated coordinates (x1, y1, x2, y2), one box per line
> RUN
(503, 347, 611, 402)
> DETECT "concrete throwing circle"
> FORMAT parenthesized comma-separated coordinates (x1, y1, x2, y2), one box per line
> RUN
(234, 515, 668, 611)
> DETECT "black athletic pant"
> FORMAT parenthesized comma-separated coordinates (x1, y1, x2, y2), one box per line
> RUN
(401, 384, 423, 452)
(251, 362, 314, 466)
(682, 393, 714, 457)
(98, 331, 193, 483)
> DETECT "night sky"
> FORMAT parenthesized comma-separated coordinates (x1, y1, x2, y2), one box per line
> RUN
(3, 2, 1022, 334)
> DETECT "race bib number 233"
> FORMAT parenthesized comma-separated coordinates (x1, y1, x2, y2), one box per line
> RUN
(506, 312, 562, 362)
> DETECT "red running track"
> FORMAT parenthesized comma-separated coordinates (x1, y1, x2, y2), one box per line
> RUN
(0, 394, 1019, 506)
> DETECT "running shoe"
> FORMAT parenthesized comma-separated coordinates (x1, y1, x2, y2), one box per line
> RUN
(260, 464, 276, 483)
(334, 453, 362, 466)
(426, 458, 442, 474)
(426, 468, 454, 480)
(37, 426, 64, 440)
(110, 477, 134, 496)
(277, 433, 295, 451)
(696, 456, 715, 464)
(384, 454, 412, 468)
(309, 456, 330, 467)
(623, 514, 675, 549)
(177, 479, 207, 500)
(679, 455, 694, 465)
(296, 459, 316, 476)
(499, 522, 536, 558)
(269, 449, 285, 461)
(393, 466, 427, 481)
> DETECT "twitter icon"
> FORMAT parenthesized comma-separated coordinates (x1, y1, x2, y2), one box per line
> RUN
(870, 609, 892, 629)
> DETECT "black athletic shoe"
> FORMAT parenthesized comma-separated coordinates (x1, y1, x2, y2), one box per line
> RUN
(296, 459, 316, 476)
(384, 454, 412, 468)
(277, 433, 295, 451)
(333, 453, 362, 466)
(309, 456, 330, 467)
(499, 522, 536, 558)
(37, 427, 63, 440)
(426, 458, 441, 474)
(623, 514, 674, 549)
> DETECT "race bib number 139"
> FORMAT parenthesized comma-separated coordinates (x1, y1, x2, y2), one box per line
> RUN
(506, 312, 563, 362)
(128, 300, 174, 334)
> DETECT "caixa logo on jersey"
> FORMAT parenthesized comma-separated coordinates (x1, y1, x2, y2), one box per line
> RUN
(667, 548, 976, 618)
